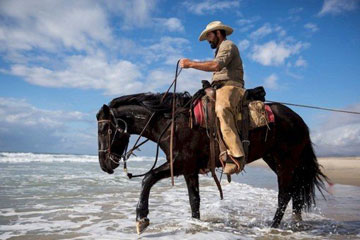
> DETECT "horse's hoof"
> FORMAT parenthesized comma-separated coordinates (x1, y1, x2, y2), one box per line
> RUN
(136, 218, 150, 235)
(292, 213, 302, 223)
(271, 221, 280, 228)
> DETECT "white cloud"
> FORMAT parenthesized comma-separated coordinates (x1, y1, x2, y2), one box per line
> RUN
(263, 74, 278, 90)
(238, 39, 250, 51)
(105, 0, 157, 28)
(250, 41, 309, 66)
(177, 68, 213, 93)
(318, 0, 359, 16)
(0, 0, 113, 54)
(106, 1, 184, 32)
(0, 98, 85, 127)
(144, 37, 190, 65)
(274, 26, 287, 37)
(8, 54, 144, 96)
(304, 23, 319, 33)
(311, 103, 360, 156)
(156, 18, 185, 32)
(250, 24, 272, 39)
(236, 16, 261, 32)
(288, 7, 304, 15)
(295, 56, 307, 67)
(0, 97, 94, 154)
(184, 0, 239, 15)
(145, 68, 212, 94)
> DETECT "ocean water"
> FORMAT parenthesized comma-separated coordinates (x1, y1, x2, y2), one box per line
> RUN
(0, 152, 359, 240)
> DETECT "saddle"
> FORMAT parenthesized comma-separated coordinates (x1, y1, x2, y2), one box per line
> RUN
(190, 81, 275, 180)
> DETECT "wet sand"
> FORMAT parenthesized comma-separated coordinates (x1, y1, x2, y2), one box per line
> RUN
(248, 157, 360, 187)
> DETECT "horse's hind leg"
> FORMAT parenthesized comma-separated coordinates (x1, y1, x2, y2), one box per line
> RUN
(136, 162, 172, 234)
(292, 191, 303, 222)
(263, 154, 293, 227)
(272, 188, 292, 228)
(184, 173, 200, 219)
(271, 156, 294, 228)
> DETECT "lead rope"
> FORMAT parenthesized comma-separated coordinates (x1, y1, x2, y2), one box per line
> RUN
(266, 100, 360, 114)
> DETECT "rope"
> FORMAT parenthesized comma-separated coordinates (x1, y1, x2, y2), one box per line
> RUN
(266, 100, 360, 115)
(126, 61, 183, 180)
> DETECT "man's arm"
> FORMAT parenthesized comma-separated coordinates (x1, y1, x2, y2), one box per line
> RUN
(180, 58, 220, 72)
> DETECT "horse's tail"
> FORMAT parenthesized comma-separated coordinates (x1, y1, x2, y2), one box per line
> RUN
(292, 140, 329, 211)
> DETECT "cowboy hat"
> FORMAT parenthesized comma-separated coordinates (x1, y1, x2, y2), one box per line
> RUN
(198, 21, 233, 41)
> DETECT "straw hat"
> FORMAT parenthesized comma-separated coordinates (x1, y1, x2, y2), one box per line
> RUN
(198, 21, 233, 41)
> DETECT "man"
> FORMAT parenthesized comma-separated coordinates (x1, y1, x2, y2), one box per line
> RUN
(180, 21, 245, 175)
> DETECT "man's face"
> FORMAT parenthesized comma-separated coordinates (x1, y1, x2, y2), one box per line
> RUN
(206, 31, 219, 49)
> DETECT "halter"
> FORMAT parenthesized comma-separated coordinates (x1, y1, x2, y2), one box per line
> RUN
(97, 109, 129, 166)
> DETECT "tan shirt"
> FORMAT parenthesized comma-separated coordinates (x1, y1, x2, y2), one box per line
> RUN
(212, 40, 244, 87)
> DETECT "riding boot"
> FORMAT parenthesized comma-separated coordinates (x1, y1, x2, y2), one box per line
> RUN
(223, 156, 245, 175)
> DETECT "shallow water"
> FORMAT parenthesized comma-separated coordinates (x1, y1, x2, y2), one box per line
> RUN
(0, 152, 359, 240)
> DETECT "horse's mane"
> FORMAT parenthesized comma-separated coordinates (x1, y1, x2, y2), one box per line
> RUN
(109, 92, 192, 112)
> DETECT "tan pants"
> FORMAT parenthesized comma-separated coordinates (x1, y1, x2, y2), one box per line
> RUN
(215, 85, 245, 158)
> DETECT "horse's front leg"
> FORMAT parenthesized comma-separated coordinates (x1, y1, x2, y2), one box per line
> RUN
(184, 173, 200, 219)
(136, 162, 171, 234)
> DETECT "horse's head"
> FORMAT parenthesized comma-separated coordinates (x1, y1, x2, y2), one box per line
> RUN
(96, 104, 130, 174)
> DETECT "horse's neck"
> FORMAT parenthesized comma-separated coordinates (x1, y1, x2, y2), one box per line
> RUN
(114, 105, 170, 152)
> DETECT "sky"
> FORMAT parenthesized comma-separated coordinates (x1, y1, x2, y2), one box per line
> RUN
(0, 0, 359, 156)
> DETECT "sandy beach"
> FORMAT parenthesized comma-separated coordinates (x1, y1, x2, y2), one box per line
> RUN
(248, 157, 360, 187)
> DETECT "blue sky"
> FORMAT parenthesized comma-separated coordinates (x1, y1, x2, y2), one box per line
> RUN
(0, 0, 359, 156)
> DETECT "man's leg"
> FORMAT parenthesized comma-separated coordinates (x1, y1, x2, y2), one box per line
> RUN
(215, 85, 245, 174)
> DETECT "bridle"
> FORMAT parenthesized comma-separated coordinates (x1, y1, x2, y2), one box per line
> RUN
(97, 60, 184, 180)
(97, 109, 129, 165)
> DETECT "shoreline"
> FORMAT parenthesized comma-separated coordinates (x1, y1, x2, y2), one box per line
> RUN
(247, 157, 360, 187)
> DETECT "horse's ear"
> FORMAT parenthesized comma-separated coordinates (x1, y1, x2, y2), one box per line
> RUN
(96, 104, 110, 120)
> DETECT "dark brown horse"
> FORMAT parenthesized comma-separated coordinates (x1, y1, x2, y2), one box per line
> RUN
(96, 92, 328, 234)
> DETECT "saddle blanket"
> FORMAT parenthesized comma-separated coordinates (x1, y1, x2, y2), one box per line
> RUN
(193, 99, 275, 129)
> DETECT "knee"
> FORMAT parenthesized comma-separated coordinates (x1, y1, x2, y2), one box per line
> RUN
(141, 172, 154, 187)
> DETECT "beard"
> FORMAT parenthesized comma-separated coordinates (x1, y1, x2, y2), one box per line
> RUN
(209, 36, 219, 49)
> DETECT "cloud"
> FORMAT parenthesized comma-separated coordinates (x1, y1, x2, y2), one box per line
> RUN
(144, 37, 190, 65)
(250, 41, 309, 66)
(0, 0, 113, 54)
(295, 56, 307, 67)
(318, 0, 359, 16)
(7, 54, 144, 96)
(105, 0, 157, 28)
(145, 68, 212, 94)
(304, 23, 319, 33)
(236, 16, 261, 32)
(238, 39, 250, 51)
(263, 74, 278, 90)
(249, 23, 287, 40)
(156, 18, 185, 32)
(250, 24, 273, 39)
(0, 97, 95, 154)
(311, 103, 360, 156)
(184, 0, 239, 15)
(288, 7, 304, 15)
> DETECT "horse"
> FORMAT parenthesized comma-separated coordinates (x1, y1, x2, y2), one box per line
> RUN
(96, 91, 328, 234)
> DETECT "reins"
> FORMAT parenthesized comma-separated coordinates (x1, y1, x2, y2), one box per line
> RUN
(120, 60, 183, 183)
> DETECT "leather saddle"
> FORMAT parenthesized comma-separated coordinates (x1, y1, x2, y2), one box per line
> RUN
(190, 80, 273, 170)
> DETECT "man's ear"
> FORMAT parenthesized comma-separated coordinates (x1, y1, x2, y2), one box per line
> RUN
(216, 30, 223, 39)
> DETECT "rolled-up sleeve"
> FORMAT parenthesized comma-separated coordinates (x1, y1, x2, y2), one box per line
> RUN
(214, 42, 233, 70)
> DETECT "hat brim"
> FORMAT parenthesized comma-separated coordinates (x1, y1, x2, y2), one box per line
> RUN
(199, 25, 233, 41)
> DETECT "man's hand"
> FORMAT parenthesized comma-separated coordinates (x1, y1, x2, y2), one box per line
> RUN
(179, 58, 220, 72)
(180, 58, 191, 68)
